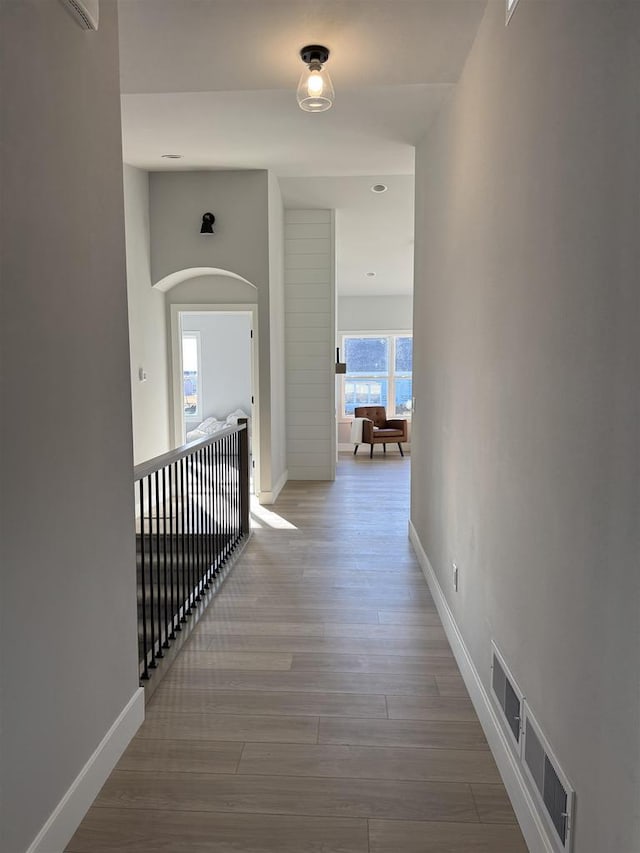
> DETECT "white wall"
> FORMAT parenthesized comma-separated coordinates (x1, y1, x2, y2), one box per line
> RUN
(181, 312, 252, 423)
(0, 3, 141, 851)
(123, 165, 171, 464)
(411, 3, 640, 851)
(285, 210, 336, 480)
(268, 173, 287, 496)
(149, 170, 277, 498)
(338, 295, 412, 332)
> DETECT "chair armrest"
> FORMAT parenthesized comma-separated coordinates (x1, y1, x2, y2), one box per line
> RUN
(386, 419, 408, 439)
(361, 419, 375, 442)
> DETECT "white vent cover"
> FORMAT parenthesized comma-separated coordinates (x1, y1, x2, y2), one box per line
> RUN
(60, 0, 99, 30)
(490, 642, 524, 749)
(522, 704, 575, 851)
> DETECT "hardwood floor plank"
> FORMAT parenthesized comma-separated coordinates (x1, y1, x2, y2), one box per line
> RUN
(319, 717, 489, 751)
(147, 687, 388, 718)
(323, 623, 451, 644)
(115, 737, 243, 774)
(290, 652, 458, 675)
(202, 634, 457, 658)
(201, 605, 382, 624)
(386, 695, 479, 722)
(436, 675, 470, 698)
(172, 650, 293, 671)
(238, 742, 502, 784)
(67, 808, 368, 853)
(93, 770, 479, 824)
(378, 609, 443, 626)
(158, 668, 441, 696)
(185, 620, 325, 637)
(369, 819, 529, 852)
(137, 711, 319, 743)
(471, 784, 519, 824)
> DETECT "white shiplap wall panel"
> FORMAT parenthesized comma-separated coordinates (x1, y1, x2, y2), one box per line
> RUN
(286, 223, 332, 239)
(285, 268, 331, 284)
(286, 327, 331, 343)
(284, 209, 335, 480)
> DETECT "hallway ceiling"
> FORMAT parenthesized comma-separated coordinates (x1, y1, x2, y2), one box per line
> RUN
(118, 0, 487, 296)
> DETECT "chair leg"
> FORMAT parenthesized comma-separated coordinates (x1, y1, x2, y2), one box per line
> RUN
(370, 444, 374, 459)
(398, 442, 404, 457)
(383, 444, 386, 454)
(354, 445, 359, 456)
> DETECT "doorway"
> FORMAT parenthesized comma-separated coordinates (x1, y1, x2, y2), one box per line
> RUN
(170, 304, 259, 495)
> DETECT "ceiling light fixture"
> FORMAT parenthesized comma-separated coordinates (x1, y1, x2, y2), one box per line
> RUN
(161, 154, 183, 159)
(297, 45, 334, 113)
(371, 184, 388, 193)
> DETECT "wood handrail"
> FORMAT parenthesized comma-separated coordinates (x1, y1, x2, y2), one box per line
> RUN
(134, 421, 248, 482)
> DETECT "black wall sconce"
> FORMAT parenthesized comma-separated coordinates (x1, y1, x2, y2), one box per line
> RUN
(200, 212, 215, 234)
(335, 347, 347, 374)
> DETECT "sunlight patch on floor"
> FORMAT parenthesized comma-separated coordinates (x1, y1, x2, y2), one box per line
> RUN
(250, 498, 298, 530)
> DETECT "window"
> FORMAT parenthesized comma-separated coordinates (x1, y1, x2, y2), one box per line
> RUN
(341, 333, 413, 418)
(182, 332, 201, 418)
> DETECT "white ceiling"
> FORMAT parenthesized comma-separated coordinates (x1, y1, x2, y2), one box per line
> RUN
(117, 0, 487, 296)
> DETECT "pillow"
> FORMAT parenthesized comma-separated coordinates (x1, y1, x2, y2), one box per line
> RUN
(225, 408, 249, 425)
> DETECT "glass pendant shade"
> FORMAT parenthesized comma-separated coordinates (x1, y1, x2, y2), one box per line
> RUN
(297, 58, 334, 112)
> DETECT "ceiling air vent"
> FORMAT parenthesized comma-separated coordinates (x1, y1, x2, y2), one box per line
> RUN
(522, 705, 575, 851)
(490, 642, 524, 749)
(59, 0, 99, 30)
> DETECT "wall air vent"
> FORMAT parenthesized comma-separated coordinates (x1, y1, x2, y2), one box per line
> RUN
(522, 704, 575, 851)
(59, 0, 99, 30)
(490, 642, 524, 749)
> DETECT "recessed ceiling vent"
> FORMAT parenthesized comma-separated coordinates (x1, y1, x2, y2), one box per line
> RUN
(522, 706, 575, 851)
(60, 0, 99, 30)
(490, 642, 523, 749)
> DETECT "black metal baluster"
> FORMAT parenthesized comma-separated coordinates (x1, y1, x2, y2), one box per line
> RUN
(208, 442, 214, 580)
(234, 432, 239, 544)
(203, 444, 211, 587)
(180, 457, 189, 620)
(213, 440, 220, 574)
(227, 435, 232, 558)
(239, 419, 250, 538)
(139, 478, 149, 681)
(162, 466, 170, 649)
(147, 474, 157, 669)
(169, 462, 178, 637)
(220, 437, 226, 564)
(154, 470, 164, 659)
(188, 455, 195, 609)
(199, 447, 205, 593)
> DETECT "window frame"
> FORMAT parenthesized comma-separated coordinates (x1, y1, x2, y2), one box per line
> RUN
(339, 331, 413, 421)
(181, 330, 202, 421)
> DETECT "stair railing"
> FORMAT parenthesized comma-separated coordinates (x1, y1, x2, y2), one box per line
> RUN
(134, 419, 249, 682)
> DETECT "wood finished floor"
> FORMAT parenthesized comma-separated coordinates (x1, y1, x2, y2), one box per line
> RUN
(67, 455, 528, 853)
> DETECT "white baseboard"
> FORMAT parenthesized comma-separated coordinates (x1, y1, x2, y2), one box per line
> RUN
(408, 521, 553, 853)
(27, 687, 145, 853)
(259, 468, 288, 505)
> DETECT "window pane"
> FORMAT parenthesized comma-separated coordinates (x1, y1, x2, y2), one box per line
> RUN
(345, 337, 388, 375)
(344, 379, 388, 415)
(182, 335, 199, 416)
(394, 377, 413, 415)
(395, 336, 413, 373)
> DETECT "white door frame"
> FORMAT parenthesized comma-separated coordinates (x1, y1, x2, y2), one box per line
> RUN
(170, 303, 260, 497)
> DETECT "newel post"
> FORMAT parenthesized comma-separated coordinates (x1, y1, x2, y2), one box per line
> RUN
(238, 418, 250, 537)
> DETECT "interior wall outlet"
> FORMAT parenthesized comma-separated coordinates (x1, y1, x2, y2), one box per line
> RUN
(452, 563, 459, 591)
(138, 367, 148, 382)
